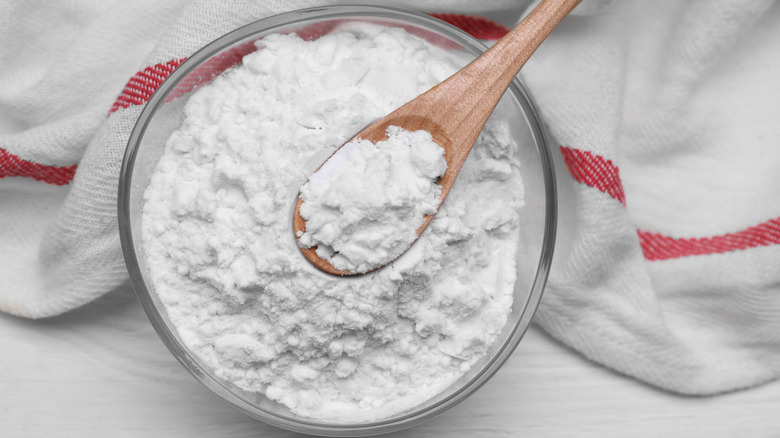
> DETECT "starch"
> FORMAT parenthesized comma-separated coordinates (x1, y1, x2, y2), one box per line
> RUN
(142, 22, 525, 422)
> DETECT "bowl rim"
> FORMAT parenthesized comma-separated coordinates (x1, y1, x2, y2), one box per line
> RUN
(118, 4, 557, 436)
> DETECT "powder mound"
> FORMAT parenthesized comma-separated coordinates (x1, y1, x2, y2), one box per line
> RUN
(141, 22, 525, 423)
(298, 126, 447, 273)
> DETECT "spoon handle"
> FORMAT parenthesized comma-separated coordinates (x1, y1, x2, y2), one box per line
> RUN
(478, 0, 582, 88)
(386, 0, 581, 176)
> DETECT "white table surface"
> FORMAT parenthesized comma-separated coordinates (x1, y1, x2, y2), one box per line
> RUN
(3, 283, 779, 437)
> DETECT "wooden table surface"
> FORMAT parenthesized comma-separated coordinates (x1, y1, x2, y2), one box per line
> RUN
(2, 283, 779, 437)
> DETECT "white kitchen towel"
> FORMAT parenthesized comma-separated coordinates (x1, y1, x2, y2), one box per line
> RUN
(522, 0, 780, 395)
(1, 0, 778, 396)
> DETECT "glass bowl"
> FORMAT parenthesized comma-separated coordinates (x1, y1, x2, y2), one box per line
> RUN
(119, 5, 556, 436)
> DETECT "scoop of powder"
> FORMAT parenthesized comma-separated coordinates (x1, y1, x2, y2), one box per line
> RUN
(297, 126, 447, 273)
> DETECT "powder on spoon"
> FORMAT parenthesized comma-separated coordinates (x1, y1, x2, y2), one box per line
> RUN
(297, 125, 448, 273)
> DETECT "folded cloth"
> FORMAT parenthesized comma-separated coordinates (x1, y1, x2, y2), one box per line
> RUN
(1, 0, 778, 396)
(522, 0, 780, 395)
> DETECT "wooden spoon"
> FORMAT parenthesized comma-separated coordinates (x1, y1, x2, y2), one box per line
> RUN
(294, 0, 581, 275)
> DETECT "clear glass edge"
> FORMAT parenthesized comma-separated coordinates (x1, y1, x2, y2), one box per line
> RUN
(117, 4, 558, 436)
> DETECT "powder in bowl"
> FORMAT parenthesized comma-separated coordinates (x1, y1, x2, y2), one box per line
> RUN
(141, 21, 525, 422)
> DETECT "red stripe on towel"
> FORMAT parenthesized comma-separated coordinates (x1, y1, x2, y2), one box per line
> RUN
(560, 146, 780, 260)
(560, 146, 626, 205)
(428, 13, 510, 40)
(638, 218, 780, 261)
(0, 148, 77, 185)
(108, 58, 187, 114)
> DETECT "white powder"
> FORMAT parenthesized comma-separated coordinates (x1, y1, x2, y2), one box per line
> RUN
(142, 22, 525, 422)
(298, 126, 447, 273)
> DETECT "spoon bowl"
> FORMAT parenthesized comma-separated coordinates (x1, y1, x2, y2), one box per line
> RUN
(293, 115, 455, 276)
